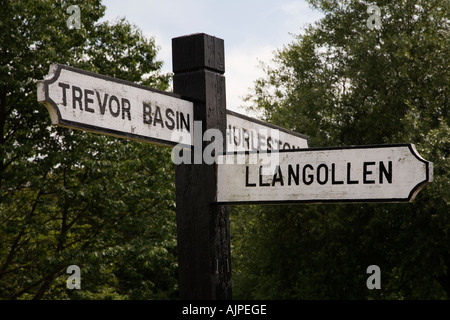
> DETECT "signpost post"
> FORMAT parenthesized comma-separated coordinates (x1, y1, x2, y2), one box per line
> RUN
(172, 33, 232, 299)
(217, 144, 433, 204)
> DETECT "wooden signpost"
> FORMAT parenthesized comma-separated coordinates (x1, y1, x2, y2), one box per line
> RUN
(217, 144, 433, 204)
(38, 33, 433, 301)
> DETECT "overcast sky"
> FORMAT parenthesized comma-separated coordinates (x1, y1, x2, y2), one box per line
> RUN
(100, 0, 324, 114)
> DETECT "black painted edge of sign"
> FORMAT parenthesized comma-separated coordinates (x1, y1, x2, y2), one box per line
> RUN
(46, 63, 187, 100)
(215, 143, 433, 205)
(37, 63, 193, 148)
(217, 142, 416, 155)
(56, 118, 188, 148)
(406, 143, 433, 202)
(226, 109, 310, 141)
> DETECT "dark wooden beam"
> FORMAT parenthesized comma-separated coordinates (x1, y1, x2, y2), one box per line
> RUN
(172, 33, 231, 300)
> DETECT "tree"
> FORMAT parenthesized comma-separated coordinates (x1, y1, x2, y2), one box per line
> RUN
(0, 0, 176, 299)
(234, 0, 449, 299)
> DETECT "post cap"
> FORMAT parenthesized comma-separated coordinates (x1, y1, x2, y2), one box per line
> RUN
(172, 33, 225, 74)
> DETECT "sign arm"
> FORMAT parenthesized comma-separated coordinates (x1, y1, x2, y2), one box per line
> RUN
(217, 144, 433, 204)
(37, 64, 194, 148)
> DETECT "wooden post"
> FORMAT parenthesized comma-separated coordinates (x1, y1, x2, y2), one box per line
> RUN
(172, 33, 232, 299)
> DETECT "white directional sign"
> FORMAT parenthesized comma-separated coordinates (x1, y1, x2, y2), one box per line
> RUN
(226, 110, 308, 151)
(38, 64, 194, 147)
(217, 144, 433, 204)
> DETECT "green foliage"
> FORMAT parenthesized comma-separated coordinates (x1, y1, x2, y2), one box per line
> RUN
(235, 0, 449, 299)
(0, 0, 176, 299)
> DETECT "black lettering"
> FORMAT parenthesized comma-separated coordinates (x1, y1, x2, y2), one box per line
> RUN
(233, 127, 241, 146)
(317, 164, 329, 185)
(379, 161, 392, 184)
(84, 89, 94, 113)
(226, 125, 232, 145)
(143, 103, 152, 124)
(303, 164, 314, 185)
(267, 137, 272, 150)
(258, 134, 266, 150)
(272, 139, 279, 151)
(243, 129, 250, 149)
(283, 142, 290, 150)
(58, 82, 70, 106)
(176, 111, 179, 129)
(165, 108, 175, 130)
(245, 166, 256, 187)
(153, 106, 164, 127)
(250, 131, 258, 151)
(259, 166, 270, 187)
(331, 163, 344, 184)
(347, 163, 359, 184)
(121, 98, 131, 120)
(288, 164, 299, 186)
(363, 162, 376, 184)
(72, 86, 83, 110)
(96, 91, 109, 115)
(180, 112, 190, 132)
(108, 95, 120, 117)
(272, 165, 284, 186)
